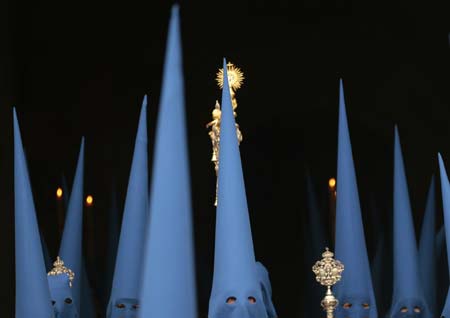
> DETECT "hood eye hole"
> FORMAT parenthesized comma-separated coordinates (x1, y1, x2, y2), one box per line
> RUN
(51, 300, 56, 306)
(132, 304, 139, 310)
(226, 297, 237, 304)
(116, 303, 126, 309)
(64, 298, 72, 304)
(343, 303, 352, 309)
(401, 307, 408, 313)
(362, 303, 370, 309)
(414, 307, 421, 313)
(248, 296, 256, 304)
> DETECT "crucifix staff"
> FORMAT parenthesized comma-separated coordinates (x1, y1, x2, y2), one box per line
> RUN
(206, 62, 244, 206)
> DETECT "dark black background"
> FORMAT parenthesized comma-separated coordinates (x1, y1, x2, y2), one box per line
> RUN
(0, 0, 449, 316)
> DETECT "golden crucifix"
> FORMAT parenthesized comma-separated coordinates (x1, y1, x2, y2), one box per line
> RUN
(206, 62, 244, 206)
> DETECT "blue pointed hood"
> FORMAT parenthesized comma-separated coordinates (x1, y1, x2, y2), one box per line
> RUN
(208, 59, 266, 318)
(59, 168, 93, 318)
(47, 273, 78, 317)
(438, 154, 450, 318)
(108, 96, 148, 314)
(390, 128, 429, 316)
(138, 7, 197, 318)
(58, 139, 85, 313)
(334, 80, 377, 318)
(418, 176, 437, 314)
(14, 109, 54, 318)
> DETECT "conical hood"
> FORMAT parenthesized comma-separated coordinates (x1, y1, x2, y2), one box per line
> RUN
(58, 139, 85, 313)
(138, 6, 197, 318)
(63, 170, 93, 315)
(438, 154, 450, 317)
(391, 128, 426, 306)
(108, 96, 148, 312)
(418, 176, 437, 314)
(14, 109, 54, 318)
(334, 80, 377, 318)
(208, 59, 266, 318)
(211, 58, 257, 293)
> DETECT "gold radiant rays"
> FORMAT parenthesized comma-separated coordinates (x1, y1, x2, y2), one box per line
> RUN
(216, 62, 245, 92)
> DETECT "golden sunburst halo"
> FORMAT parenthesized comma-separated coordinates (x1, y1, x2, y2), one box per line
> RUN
(216, 62, 244, 91)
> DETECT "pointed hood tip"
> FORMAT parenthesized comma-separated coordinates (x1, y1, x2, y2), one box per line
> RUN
(78, 138, 86, 155)
(141, 96, 148, 112)
(394, 126, 401, 146)
(338, 80, 346, 110)
(109, 84, 149, 306)
(138, 7, 196, 316)
(13, 110, 23, 147)
(136, 100, 148, 143)
(13, 108, 19, 127)
(338, 78, 344, 98)
(439, 154, 448, 181)
(14, 110, 54, 316)
(59, 137, 86, 312)
(171, 3, 180, 14)
(392, 127, 424, 303)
